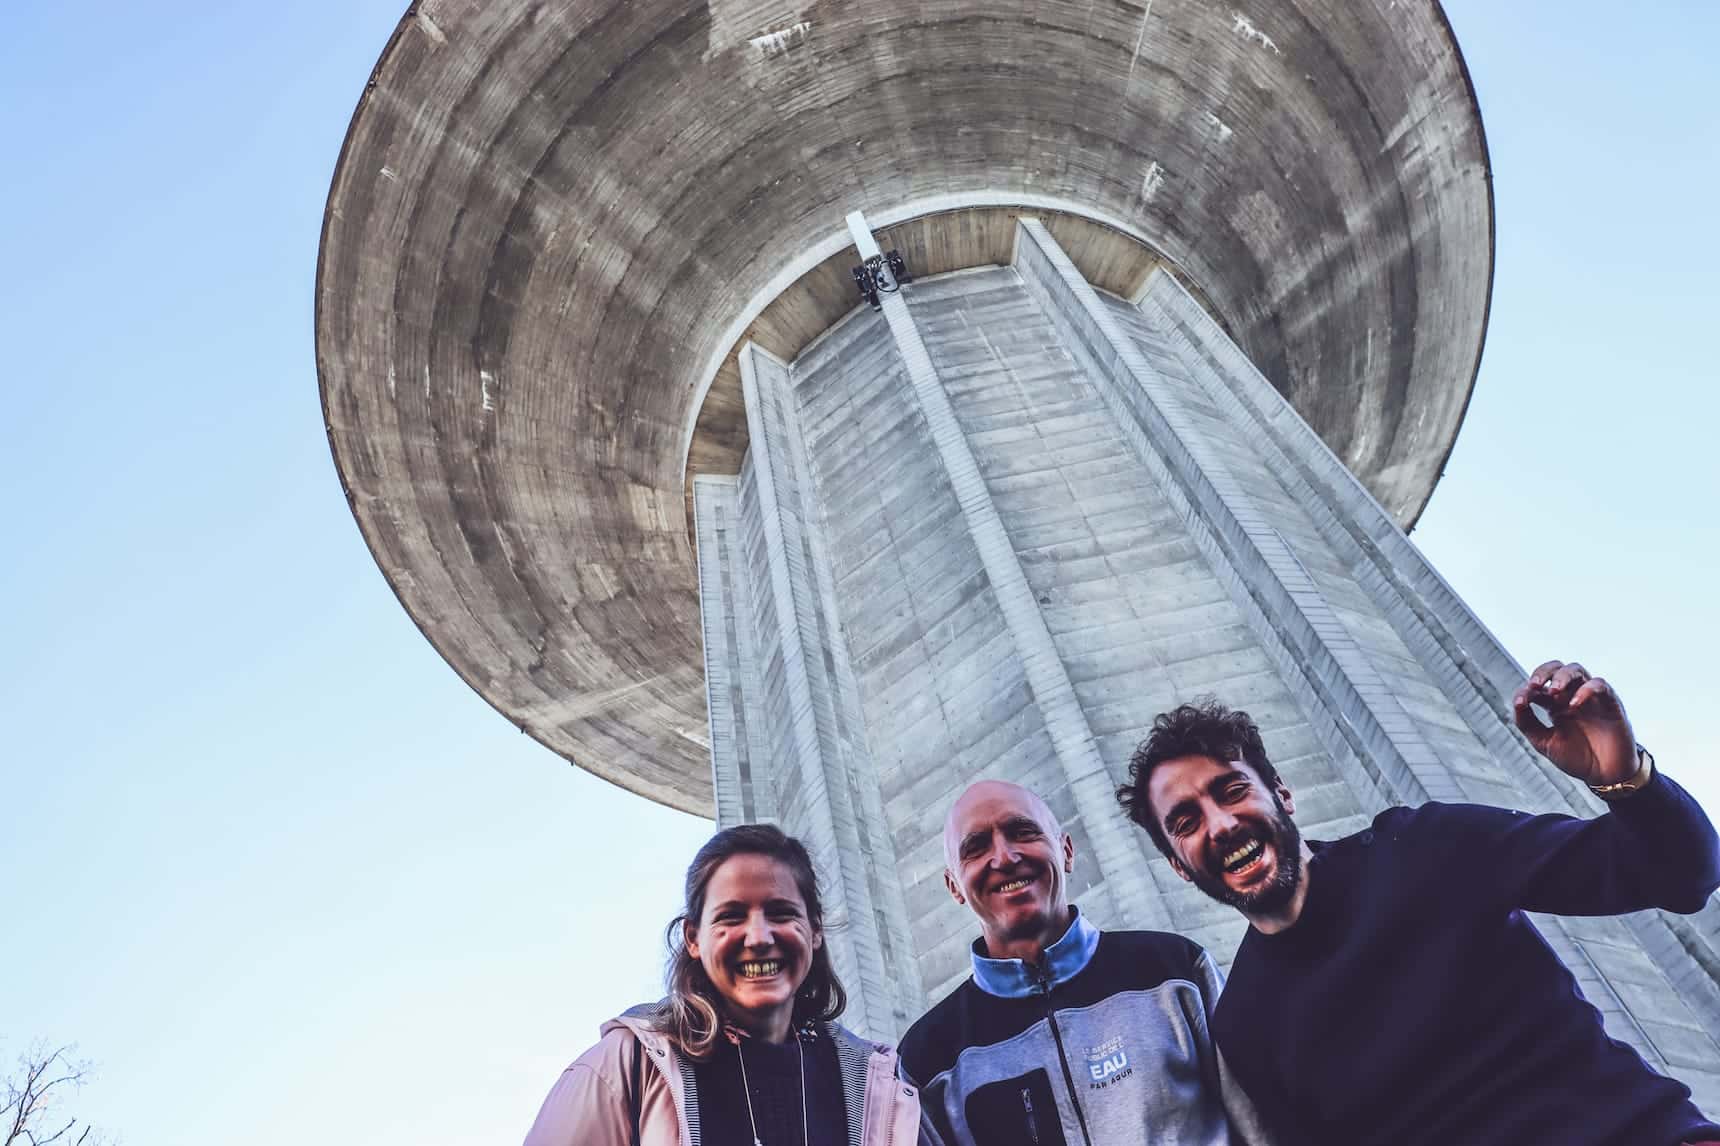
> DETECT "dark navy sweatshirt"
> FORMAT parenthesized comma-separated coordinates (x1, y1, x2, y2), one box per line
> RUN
(1213, 769, 1720, 1146)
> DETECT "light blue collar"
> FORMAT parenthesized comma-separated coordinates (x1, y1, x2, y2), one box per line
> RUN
(970, 906, 1101, 998)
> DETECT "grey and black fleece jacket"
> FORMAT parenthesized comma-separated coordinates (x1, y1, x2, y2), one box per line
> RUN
(899, 909, 1270, 1146)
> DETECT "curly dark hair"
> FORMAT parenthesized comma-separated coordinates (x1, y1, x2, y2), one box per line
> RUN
(1116, 699, 1283, 859)
(650, 823, 846, 1060)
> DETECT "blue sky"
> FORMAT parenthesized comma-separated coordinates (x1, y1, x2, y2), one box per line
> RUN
(1, 2, 1716, 1143)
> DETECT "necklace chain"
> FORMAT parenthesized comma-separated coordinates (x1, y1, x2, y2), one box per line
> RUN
(733, 1030, 809, 1146)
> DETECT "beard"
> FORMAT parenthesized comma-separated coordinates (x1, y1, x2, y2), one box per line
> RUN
(1186, 797, 1304, 916)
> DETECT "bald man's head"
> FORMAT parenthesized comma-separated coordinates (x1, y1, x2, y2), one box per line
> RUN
(942, 780, 1076, 961)
(943, 780, 1061, 868)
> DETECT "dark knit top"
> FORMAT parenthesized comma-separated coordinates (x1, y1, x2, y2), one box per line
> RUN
(1213, 769, 1720, 1146)
(694, 1028, 845, 1146)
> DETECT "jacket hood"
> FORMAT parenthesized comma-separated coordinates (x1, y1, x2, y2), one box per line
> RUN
(594, 1000, 915, 1146)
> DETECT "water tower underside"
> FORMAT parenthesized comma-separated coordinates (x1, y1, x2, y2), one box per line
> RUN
(316, 0, 1493, 814)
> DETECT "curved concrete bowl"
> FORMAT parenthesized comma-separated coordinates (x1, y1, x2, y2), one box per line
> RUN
(316, 0, 1492, 814)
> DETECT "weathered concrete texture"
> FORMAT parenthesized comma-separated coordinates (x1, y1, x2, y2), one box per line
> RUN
(684, 207, 1178, 540)
(695, 340, 928, 1036)
(905, 267, 1360, 965)
(317, 0, 1492, 813)
(693, 474, 763, 822)
(695, 221, 1720, 1104)
(1126, 267, 1720, 1098)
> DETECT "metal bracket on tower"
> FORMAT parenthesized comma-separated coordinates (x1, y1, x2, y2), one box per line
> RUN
(851, 250, 910, 310)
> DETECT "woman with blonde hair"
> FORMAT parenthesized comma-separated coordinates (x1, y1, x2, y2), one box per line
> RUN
(523, 823, 925, 1145)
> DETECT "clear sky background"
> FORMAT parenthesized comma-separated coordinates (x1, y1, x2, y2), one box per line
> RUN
(2, 2, 1716, 1143)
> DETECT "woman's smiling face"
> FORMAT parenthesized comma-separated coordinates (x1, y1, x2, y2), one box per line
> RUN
(686, 853, 822, 1038)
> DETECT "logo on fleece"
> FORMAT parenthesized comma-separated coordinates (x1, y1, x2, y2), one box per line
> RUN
(1084, 1036, 1132, 1088)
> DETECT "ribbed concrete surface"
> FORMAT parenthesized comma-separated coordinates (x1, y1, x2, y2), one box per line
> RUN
(316, 0, 1491, 812)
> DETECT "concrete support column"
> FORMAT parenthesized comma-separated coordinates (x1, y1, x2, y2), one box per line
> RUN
(700, 342, 921, 1038)
(744, 340, 927, 1035)
(1134, 271, 1720, 1074)
(1139, 275, 1720, 1034)
(694, 473, 776, 826)
(845, 211, 1171, 934)
(1015, 217, 1448, 808)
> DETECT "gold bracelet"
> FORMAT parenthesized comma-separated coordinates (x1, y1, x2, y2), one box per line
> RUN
(1590, 745, 1655, 800)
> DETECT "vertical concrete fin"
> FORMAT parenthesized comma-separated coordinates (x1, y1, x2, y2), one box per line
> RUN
(846, 211, 1172, 934)
(694, 470, 777, 826)
(1143, 270, 1702, 816)
(694, 474, 749, 827)
(1137, 270, 1720, 1065)
(1016, 221, 1720, 1079)
(738, 340, 913, 1038)
(1014, 216, 1444, 809)
(773, 350, 928, 1034)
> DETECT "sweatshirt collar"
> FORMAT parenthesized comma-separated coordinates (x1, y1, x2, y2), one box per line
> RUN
(970, 906, 1100, 998)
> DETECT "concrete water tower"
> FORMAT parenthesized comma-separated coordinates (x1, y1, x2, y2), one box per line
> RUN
(316, 0, 1720, 1103)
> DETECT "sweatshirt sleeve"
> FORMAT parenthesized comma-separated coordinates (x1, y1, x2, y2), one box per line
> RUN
(1434, 770, 1720, 916)
(1195, 948, 1283, 1146)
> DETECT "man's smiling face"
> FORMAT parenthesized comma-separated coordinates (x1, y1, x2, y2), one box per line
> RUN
(1146, 754, 1304, 917)
(944, 780, 1075, 959)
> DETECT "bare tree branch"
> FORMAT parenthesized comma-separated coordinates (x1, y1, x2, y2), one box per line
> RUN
(1, 1044, 108, 1146)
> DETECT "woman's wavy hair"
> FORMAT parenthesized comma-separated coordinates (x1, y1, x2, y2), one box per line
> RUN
(648, 823, 846, 1060)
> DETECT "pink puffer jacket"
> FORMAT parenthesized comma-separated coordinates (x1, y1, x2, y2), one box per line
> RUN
(523, 1004, 926, 1146)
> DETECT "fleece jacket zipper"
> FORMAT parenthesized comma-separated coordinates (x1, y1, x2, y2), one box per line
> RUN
(1033, 962, 1093, 1146)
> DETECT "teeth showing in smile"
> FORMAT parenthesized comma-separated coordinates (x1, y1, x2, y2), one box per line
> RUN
(1222, 839, 1264, 873)
(739, 960, 782, 979)
(995, 878, 1032, 894)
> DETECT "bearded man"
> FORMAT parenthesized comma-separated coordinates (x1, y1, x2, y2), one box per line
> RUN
(1118, 660, 1720, 1146)
(899, 778, 1271, 1145)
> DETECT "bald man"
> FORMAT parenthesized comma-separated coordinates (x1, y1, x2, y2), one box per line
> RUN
(899, 779, 1270, 1146)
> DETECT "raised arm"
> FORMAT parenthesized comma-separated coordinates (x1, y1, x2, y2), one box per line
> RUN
(1492, 660, 1720, 914)
(1511, 660, 1642, 790)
